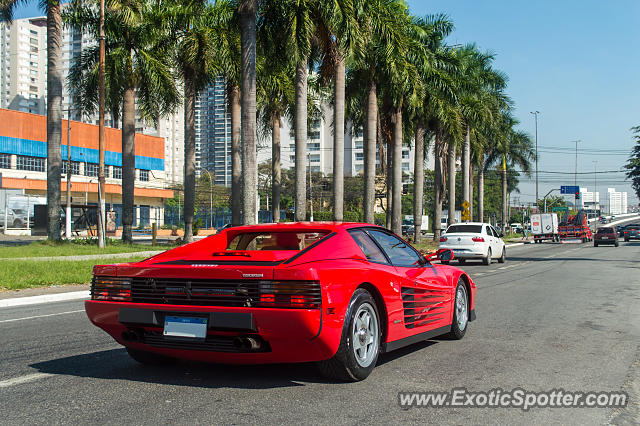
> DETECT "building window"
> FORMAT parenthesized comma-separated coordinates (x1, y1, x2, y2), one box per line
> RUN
(16, 155, 44, 172)
(62, 161, 80, 175)
(85, 163, 99, 177)
(355, 153, 364, 161)
(138, 169, 149, 182)
(402, 151, 410, 160)
(0, 153, 10, 169)
(112, 166, 122, 179)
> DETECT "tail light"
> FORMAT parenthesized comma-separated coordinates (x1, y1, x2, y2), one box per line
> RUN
(472, 236, 485, 242)
(91, 276, 132, 301)
(258, 281, 321, 309)
(440, 236, 447, 242)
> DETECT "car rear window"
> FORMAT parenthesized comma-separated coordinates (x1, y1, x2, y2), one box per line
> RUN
(596, 228, 614, 234)
(445, 225, 482, 234)
(227, 231, 329, 251)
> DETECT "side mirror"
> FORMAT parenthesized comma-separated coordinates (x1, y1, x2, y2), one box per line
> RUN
(437, 248, 454, 262)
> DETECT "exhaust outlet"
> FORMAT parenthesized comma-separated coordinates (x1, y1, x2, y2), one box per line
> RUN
(245, 337, 261, 351)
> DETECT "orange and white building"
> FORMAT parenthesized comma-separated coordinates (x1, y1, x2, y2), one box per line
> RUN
(0, 108, 174, 227)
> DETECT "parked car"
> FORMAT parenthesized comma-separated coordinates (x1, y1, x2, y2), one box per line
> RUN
(438, 222, 506, 265)
(593, 227, 618, 247)
(622, 224, 640, 242)
(86, 222, 477, 382)
(0, 208, 27, 228)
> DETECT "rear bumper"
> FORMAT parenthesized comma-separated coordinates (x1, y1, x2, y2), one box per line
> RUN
(86, 300, 338, 364)
(595, 238, 617, 244)
(439, 245, 486, 259)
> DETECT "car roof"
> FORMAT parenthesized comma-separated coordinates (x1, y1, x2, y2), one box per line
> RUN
(220, 222, 384, 233)
(447, 222, 489, 226)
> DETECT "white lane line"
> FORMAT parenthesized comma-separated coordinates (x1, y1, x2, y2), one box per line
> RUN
(0, 373, 54, 388)
(0, 309, 84, 324)
(0, 290, 89, 308)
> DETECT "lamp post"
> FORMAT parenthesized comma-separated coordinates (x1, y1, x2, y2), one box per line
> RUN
(80, 152, 88, 205)
(97, 0, 106, 248)
(593, 160, 598, 213)
(530, 111, 539, 205)
(66, 108, 72, 239)
(204, 170, 213, 229)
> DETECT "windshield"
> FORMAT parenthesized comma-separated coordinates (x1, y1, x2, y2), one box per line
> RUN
(445, 225, 483, 234)
(226, 231, 329, 251)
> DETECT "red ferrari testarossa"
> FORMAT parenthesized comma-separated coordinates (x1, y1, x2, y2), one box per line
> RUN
(86, 222, 476, 381)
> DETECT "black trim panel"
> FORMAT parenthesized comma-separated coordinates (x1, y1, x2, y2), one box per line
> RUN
(382, 325, 451, 353)
(118, 308, 256, 331)
(154, 259, 284, 266)
(469, 309, 476, 322)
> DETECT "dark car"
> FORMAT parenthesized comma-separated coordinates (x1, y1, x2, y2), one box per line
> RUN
(622, 224, 640, 242)
(615, 225, 625, 237)
(594, 227, 618, 247)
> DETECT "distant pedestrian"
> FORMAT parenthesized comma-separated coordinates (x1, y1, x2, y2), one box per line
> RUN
(522, 227, 528, 240)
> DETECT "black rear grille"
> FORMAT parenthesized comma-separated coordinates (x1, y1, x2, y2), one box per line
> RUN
(401, 287, 447, 329)
(126, 278, 321, 308)
(141, 332, 270, 353)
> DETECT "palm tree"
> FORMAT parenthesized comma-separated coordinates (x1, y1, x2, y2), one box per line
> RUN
(238, 0, 258, 224)
(2, 0, 63, 241)
(66, 0, 180, 243)
(167, 0, 218, 242)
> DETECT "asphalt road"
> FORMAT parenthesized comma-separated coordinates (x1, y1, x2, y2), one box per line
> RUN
(1, 239, 639, 424)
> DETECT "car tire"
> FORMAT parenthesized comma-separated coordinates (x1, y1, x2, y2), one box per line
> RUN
(446, 280, 469, 340)
(594, 242, 598, 247)
(317, 288, 381, 382)
(615, 241, 619, 247)
(483, 248, 492, 265)
(498, 247, 506, 263)
(126, 347, 176, 365)
(12, 219, 22, 228)
(625, 238, 629, 242)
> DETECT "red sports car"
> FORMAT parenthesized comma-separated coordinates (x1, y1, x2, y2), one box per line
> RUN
(86, 222, 476, 381)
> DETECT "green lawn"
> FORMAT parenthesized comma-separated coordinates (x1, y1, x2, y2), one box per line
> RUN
(0, 240, 166, 258)
(0, 256, 147, 291)
(412, 239, 440, 253)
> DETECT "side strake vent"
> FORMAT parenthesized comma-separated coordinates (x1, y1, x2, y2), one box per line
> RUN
(401, 287, 447, 329)
(92, 276, 321, 309)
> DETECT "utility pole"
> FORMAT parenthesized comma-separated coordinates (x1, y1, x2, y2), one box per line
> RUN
(66, 108, 72, 239)
(593, 160, 598, 212)
(573, 140, 581, 188)
(97, 0, 106, 248)
(308, 153, 313, 221)
(530, 111, 539, 204)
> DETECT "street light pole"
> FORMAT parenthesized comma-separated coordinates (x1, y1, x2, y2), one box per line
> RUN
(97, 0, 106, 248)
(80, 152, 88, 205)
(66, 108, 72, 239)
(204, 170, 213, 229)
(593, 160, 598, 212)
(308, 153, 313, 221)
(530, 111, 539, 205)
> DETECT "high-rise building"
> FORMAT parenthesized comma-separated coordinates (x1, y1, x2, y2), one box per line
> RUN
(607, 188, 628, 215)
(0, 16, 47, 115)
(195, 76, 231, 185)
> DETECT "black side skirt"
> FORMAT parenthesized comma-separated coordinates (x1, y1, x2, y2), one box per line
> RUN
(382, 325, 452, 353)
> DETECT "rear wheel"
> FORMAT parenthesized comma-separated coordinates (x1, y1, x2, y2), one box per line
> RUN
(447, 280, 468, 339)
(483, 248, 492, 265)
(498, 247, 506, 263)
(594, 242, 598, 247)
(126, 348, 176, 365)
(317, 289, 381, 382)
(614, 241, 619, 247)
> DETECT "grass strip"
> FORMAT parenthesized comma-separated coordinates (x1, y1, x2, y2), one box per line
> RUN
(0, 240, 169, 258)
(0, 256, 146, 291)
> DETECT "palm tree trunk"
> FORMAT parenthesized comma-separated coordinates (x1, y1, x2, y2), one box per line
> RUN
(447, 140, 456, 226)
(332, 54, 345, 221)
(46, 3, 63, 241)
(240, 0, 258, 225)
(271, 112, 281, 222)
(432, 132, 443, 240)
(121, 86, 135, 243)
(413, 123, 424, 243)
(183, 74, 196, 243)
(363, 80, 376, 224)
(385, 137, 392, 230)
(391, 106, 402, 235)
(478, 162, 485, 222)
(469, 163, 474, 219)
(294, 61, 308, 221)
(502, 157, 508, 233)
(229, 84, 242, 225)
(462, 126, 470, 210)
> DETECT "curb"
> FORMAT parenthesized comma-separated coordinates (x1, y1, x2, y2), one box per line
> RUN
(0, 291, 89, 308)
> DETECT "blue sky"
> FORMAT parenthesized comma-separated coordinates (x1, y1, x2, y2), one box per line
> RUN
(409, 0, 640, 205)
(11, 1, 640, 205)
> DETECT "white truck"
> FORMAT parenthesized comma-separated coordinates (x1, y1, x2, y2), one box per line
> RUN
(531, 213, 559, 243)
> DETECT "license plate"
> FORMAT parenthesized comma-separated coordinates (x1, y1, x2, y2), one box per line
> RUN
(602, 237, 609, 239)
(163, 316, 207, 339)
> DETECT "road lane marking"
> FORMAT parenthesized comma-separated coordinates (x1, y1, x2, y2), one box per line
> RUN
(0, 291, 89, 308)
(0, 309, 85, 324)
(0, 373, 53, 388)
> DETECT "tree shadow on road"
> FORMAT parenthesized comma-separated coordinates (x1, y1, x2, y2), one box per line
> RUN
(30, 348, 340, 389)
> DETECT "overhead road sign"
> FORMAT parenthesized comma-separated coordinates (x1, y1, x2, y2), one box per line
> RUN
(560, 186, 579, 194)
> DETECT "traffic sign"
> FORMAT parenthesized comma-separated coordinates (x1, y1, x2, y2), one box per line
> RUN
(552, 206, 568, 212)
(461, 200, 470, 209)
(560, 185, 579, 194)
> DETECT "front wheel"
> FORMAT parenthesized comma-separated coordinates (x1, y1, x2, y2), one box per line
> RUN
(483, 248, 492, 265)
(317, 289, 381, 382)
(447, 280, 469, 339)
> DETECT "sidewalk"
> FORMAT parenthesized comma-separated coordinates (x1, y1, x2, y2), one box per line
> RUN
(0, 250, 163, 262)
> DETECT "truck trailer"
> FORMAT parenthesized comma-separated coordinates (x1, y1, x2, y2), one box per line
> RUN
(531, 213, 559, 243)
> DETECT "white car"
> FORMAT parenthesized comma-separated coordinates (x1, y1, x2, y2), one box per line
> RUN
(438, 222, 506, 265)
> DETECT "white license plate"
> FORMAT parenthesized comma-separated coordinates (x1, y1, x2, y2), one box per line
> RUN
(602, 237, 609, 239)
(163, 316, 207, 339)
